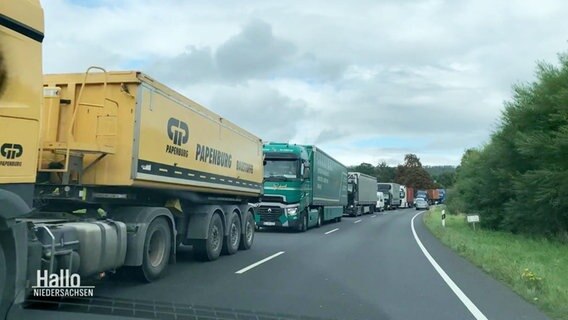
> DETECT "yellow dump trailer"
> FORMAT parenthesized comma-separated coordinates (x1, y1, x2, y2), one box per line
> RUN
(40, 71, 263, 195)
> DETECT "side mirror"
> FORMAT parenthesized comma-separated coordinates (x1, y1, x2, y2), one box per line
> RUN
(303, 163, 310, 179)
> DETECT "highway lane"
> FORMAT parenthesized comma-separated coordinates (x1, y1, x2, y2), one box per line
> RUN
(42, 208, 550, 320)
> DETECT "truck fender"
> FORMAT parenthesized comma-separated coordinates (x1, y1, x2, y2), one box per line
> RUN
(0, 189, 31, 227)
(109, 207, 176, 267)
(184, 205, 225, 240)
(0, 190, 35, 318)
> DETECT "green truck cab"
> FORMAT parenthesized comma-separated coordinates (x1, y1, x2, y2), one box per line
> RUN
(258, 143, 347, 232)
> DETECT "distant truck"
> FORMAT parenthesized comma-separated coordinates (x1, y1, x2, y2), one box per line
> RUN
(377, 182, 401, 209)
(399, 185, 411, 208)
(258, 143, 347, 231)
(346, 172, 378, 216)
(376, 192, 385, 212)
(438, 189, 446, 204)
(399, 185, 407, 208)
(427, 189, 440, 204)
(416, 189, 428, 203)
(406, 186, 415, 207)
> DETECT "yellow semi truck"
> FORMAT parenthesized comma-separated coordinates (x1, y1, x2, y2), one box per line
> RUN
(1, 0, 262, 317)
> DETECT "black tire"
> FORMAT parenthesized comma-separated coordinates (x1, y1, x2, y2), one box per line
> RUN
(195, 213, 224, 261)
(297, 212, 308, 232)
(316, 211, 322, 228)
(239, 211, 255, 250)
(138, 217, 171, 282)
(335, 216, 342, 223)
(0, 235, 12, 319)
(222, 213, 241, 255)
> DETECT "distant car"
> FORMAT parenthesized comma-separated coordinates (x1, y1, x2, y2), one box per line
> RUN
(415, 198, 430, 210)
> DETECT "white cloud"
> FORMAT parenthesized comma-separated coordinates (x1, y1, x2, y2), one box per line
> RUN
(41, 0, 568, 165)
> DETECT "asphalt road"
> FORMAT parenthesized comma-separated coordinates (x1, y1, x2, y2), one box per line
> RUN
(22, 208, 551, 320)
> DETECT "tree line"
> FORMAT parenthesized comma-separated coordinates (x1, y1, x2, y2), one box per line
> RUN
(447, 53, 568, 239)
(348, 154, 456, 190)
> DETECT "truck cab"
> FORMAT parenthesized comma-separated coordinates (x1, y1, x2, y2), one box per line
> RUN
(260, 143, 311, 230)
(399, 185, 408, 208)
(416, 190, 428, 204)
(258, 143, 346, 232)
(376, 192, 385, 212)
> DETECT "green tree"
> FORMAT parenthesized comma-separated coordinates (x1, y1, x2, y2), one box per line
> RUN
(394, 154, 435, 189)
(432, 171, 456, 188)
(349, 162, 376, 176)
(450, 53, 568, 237)
(375, 161, 395, 182)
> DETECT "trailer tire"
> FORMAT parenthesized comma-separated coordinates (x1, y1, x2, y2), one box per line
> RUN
(0, 237, 12, 319)
(239, 211, 255, 250)
(222, 213, 241, 255)
(138, 217, 171, 282)
(195, 213, 224, 261)
(335, 216, 342, 223)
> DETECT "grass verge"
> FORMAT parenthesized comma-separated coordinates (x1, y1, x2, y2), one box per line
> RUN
(423, 206, 568, 320)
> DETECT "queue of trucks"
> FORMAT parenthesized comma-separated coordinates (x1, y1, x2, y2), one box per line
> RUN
(415, 188, 446, 205)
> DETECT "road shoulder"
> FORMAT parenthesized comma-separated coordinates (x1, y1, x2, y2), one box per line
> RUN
(413, 211, 550, 320)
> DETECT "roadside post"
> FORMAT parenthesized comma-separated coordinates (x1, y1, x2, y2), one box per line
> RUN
(467, 214, 480, 231)
(441, 210, 446, 227)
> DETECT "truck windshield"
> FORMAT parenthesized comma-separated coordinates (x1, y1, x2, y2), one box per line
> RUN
(264, 159, 299, 180)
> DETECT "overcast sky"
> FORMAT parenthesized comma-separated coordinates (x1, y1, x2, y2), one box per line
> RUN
(41, 0, 568, 166)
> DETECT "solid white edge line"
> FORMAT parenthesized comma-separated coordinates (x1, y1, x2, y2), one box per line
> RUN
(235, 251, 285, 274)
(411, 211, 488, 320)
(354, 219, 362, 224)
(324, 228, 339, 235)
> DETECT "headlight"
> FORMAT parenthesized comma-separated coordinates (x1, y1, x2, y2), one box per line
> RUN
(286, 207, 298, 215)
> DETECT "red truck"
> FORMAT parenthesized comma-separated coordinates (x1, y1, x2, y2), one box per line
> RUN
(406, 187, 415, 207)
(427, 189, 440, 204)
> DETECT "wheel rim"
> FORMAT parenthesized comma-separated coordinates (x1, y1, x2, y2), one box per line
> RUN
(230, 222, 239, 247)
(246, 219, 254, 243)
(148, 229, 166, 268)
(211, 224, 221, 251)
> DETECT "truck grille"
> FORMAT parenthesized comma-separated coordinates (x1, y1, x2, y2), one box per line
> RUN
(261, 195, 285, 203)
(259, 207, 284, 222)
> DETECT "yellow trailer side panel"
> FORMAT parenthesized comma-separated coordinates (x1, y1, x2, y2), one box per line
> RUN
(135, 82, 262, 194)
(42, 71, 263, 196)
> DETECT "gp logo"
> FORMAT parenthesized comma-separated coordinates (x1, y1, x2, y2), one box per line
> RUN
(0, 143, 23, 159)
(167, 118, 189, 146)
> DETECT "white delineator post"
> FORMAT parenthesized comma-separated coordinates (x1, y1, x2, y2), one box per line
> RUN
(442, 209, 446, 227)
